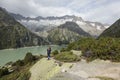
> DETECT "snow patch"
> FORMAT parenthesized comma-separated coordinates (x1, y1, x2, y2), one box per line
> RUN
(90, 23, 95, 26)
(76, 21, 86, 25)
(96, 26, 102, 30)
(104, 26, 109, 28)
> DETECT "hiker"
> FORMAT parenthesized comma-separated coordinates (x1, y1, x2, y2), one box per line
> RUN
(47, 47, 51, 60)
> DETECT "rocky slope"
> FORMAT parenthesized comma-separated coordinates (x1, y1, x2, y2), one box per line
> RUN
(47, 22, 90, 44)
(99, 18, 120, 38)
(29, 57, 120, 80)
(47, 28, 81, 44)
(30, 58, 72, 80)
(58, 21, 90, 36)
(10, 13, 109, 37)
(0, 7, 48, 50)
(51, 59, 120, 80)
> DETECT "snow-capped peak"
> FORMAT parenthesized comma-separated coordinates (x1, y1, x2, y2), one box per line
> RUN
(10, 13, 109, 37)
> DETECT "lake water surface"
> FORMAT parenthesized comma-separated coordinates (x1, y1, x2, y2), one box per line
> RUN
(0, 45, 65, 66)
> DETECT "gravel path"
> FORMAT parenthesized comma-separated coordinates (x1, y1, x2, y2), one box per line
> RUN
(29, 51, 120, 80)
(67, 59, 120, 80)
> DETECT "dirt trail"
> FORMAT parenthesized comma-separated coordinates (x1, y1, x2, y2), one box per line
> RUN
(30, 50, 120, 80)
(67, 59, 120, 80)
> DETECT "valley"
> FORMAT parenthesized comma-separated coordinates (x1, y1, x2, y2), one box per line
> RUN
(0, 1, 120, 80)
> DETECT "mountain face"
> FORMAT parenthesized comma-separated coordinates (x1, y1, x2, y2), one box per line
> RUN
(0, 7, 48, 49)
(47, 22, 90, 44)
(99, 19, 120, 38)
(10, 13, 109, 37)
(58, 21, 90, 36)
(47, 28, 81, 44)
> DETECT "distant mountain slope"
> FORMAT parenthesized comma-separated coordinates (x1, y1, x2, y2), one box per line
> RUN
(58, 21, 90, 36)
(99, 19, 120, 38)
(0, 7, 47, 49)
(47, 22, 90, 44)
(47, 28, 81, 44)
(10, 13, 109, 37)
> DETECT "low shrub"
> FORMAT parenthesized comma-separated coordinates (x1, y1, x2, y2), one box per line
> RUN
(96, 76, 115, 80)
(0, 52, 42, 79)
(0, 66, 31, 80)
(17, 71, 31, 80)
(0, 68, 9, 77)
(52, 50, 59, 56)
(66, 37, 120, 62)
(24, 52, 34, 64)
(55, 51, 80, 62)
(60, 48, 67, 52)
(12, 60, 24, 66)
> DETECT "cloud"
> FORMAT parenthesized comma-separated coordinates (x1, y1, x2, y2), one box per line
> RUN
(79, 0, 120, 24)
(0, 0, 120, 24)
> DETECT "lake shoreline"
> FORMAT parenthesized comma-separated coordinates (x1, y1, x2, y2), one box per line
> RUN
(0, 44, 67, 51)
(0, 45, 66, 66)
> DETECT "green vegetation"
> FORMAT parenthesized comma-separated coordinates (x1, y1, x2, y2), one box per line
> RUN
(66, 37, 120, 62)
(47, 21, 90, 45)
(47, 28, 81, 45)
(0, 52, 42, 80)
(96, 76, 115, 80)
(12, 59, 24, 66)
(0, 64, 31, 80)
(0, 7, 47, 50)
(54, 51, 80, 62)
(24, 52, 34, 64)
(0, 68, 9, 77)
(52, 50, 59, 56)
(60, 48, 67, 52)
(100, 18, 120, 38)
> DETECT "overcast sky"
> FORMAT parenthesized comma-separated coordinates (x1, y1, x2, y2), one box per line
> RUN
(0, 0, 120, 24)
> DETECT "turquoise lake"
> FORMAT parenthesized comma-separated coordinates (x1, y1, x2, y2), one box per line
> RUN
(0, 45, 65, 66)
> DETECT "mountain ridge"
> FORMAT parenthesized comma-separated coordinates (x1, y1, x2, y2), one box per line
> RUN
(0, 7, 48, 50)
(47, 21, 91, 44)
(10, 13, 109, 37)
(99, 18, 120, 38)
(58, 21, 90, 36)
